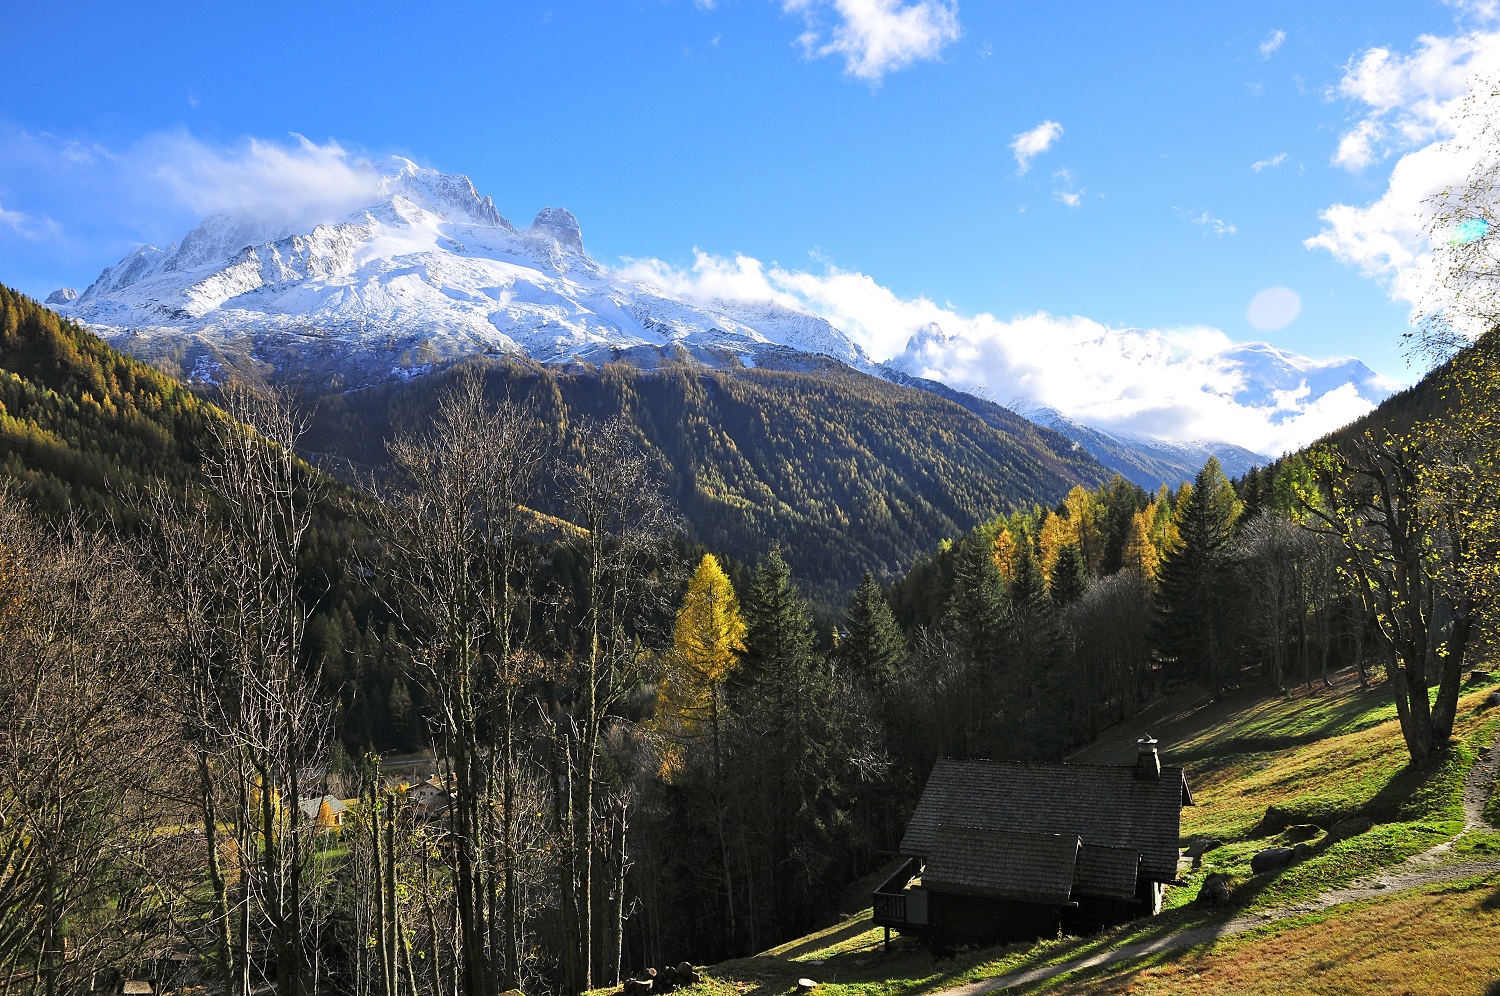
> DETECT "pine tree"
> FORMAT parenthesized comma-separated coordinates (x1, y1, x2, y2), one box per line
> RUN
(732, 548, 842, 940)
(1009, 537, 1049, 615)
(839, 572, 905, 688)
(942, 532, 1007, 666)
(1048, 543, 1088, 607)
(1157, 457, 1242, 686)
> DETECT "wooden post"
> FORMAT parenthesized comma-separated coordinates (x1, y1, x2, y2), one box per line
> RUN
(883, 927, 890, 952)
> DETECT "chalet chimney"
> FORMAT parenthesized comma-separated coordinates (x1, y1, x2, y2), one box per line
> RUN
(1136, 736, 1161, 780)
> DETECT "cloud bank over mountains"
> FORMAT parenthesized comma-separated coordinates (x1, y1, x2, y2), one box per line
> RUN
(621, 250, 1396, 456)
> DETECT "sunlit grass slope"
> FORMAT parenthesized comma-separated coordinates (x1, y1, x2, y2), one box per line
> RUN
(636, 670, 1500, 996)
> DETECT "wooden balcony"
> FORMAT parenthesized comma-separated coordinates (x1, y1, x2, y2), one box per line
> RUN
(871, 857, 928, 929)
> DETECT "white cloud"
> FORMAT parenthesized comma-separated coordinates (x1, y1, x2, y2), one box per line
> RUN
(1251, 152, 1288, 172)
(1184, 209, 1236, 236)
(693, 0, 717, 9)
(1310, 20, 1500, 336)
(1259, 29, 1287, 59)
(1050, 167, 1084, 207)
(142, 133, 383, 227)
(0, 201, 30, 234)
(0, 199, 59, 240)
(784, 0, 961, 83)
(618, 251, 1391, 454)
(1329, 27, 1500, 170)
(1011, 119, 1063, 174)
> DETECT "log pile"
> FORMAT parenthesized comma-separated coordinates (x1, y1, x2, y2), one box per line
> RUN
(621, 963, 699, 995)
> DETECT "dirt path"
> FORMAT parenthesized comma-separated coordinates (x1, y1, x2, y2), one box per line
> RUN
(946, 744, 1500, 995)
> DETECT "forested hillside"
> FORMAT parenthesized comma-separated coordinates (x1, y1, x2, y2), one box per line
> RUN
(0, 284, 220, 523)
(299, 349, 1108, 607)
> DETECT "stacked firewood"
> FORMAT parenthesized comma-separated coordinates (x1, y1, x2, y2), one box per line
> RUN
(620, 962, 699, 995)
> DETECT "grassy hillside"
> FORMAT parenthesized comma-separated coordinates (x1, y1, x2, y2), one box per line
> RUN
(300, 353, 1109, 607)
(644, 669, 1500, 996)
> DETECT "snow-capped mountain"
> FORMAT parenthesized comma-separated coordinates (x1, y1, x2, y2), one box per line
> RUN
(56, 158, 1394, 484)
(61, 158, 869, 385)
(1019, 408, 1269, 491)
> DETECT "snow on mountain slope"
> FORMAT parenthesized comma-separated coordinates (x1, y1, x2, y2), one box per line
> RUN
(1021, 407, 1268, 491)
(61, 158, 869, 385)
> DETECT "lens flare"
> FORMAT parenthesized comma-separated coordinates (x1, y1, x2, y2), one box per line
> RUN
(1449, 217, 1490, 246)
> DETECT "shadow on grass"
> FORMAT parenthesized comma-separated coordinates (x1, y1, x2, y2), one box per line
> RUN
(774, 918, 879, 961)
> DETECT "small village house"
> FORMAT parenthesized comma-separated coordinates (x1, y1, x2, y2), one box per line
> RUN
(874, 737, 1191, 944)
(297, 794, 349, 832)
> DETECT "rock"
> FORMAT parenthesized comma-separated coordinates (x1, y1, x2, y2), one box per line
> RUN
(1284, 824, 1321, 842)
(1196, 873, 1231, 905)
(1184, 838, 1222, 859)
(677, 963, 698, 984)
(1328, 817, 1373, 843)
(622, 981, 651, 996)
(1251, 846, 1296, 874)
(1487, 690, 1500, 707)
(1292, 842, 1314, 862)
(45, 288, 78, 307)
(1258, 805, 1290, 834)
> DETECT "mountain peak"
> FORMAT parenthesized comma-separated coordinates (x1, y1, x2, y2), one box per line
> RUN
(45, 288, 78, 306)
(529, 207, 584, 254)
(381, 162, 511, 230)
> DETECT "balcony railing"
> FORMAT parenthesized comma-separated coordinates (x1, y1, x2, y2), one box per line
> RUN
(871, 857, 927, 928)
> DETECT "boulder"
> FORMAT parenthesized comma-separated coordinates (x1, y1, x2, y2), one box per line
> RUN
(677, 963, 698, 984)
(1292, 842, 1314, 862)
(1257, 805, 1291, 835)
(1184, 838, 1222, 859)
(1196, 873, 1231, 905)
(1487, 690, 1500, 708)
(1284, 824, 1321, 842)
(1327, 817, 1373, 843)
(1251, 846, 1296, 874)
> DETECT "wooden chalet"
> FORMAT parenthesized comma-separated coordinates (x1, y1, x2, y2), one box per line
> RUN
(874, 738, 1191, 943)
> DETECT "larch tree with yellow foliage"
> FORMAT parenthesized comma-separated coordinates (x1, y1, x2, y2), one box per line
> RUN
(1121, 509, 1160, 581)
(659, 553, 747, 777)
(657, 552, 747, 944)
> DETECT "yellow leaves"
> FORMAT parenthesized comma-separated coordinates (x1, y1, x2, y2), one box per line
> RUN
(1122, 508, 1160, 582)
(992, 527, 1018, 584)
(655, 554, 746, 773)
(1037, 510, 1069, 588)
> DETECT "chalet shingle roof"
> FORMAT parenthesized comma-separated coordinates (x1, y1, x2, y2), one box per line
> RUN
(1074, 843, 1142, 900)
(900, 758, 1190, 883)
(923, 826, 1081, 905)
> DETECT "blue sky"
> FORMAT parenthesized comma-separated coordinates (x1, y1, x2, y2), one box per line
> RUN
(1, 0, 1494, 413)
